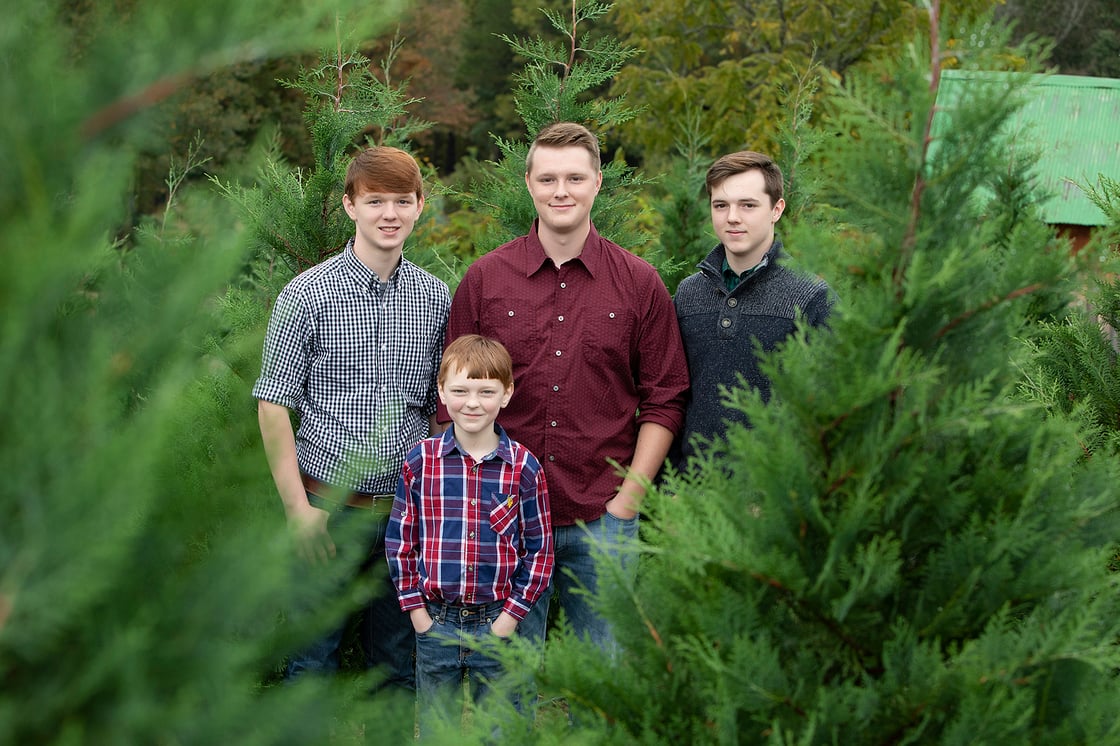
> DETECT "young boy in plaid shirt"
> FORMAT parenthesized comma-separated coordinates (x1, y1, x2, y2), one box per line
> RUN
(386, 334, 553, 735)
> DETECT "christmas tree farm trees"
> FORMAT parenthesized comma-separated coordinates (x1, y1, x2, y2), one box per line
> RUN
(526, 12, 1120, 746)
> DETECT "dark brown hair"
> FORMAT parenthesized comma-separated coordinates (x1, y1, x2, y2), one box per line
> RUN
(705, 151, 784, 205)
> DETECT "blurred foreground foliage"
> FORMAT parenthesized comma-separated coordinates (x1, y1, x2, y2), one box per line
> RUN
(0, 1, 419, 743)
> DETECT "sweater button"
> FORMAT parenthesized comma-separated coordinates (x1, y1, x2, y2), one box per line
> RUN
(721, 318, 732, 328)
(727, 298, 738, 307)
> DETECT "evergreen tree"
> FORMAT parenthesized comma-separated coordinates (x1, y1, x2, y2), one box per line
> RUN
(0, 2, 420, 743)
(455, 0, 522, 156)
(449, 0, 656, 260)
(215, 33, 440, 278)
(1019, 174, 1120, 457)
(520, 8, 1120, 744)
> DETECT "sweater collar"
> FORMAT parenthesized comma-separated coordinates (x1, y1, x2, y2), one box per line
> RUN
(699, 236, 784, 290)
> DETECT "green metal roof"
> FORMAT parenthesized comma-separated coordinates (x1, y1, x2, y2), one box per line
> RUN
(936, 70, 1120, 226)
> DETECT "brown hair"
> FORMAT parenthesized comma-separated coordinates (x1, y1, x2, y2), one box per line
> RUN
(705, 151, 784, 205)
(439, 335, 514, 389)
(525, 122, 601, 175)
(345, 146, 423, 200)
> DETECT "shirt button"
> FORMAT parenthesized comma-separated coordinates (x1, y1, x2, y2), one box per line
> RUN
(560, 282, 567, 289)
(727, 298, 738, 307)
(470, 499, 476, 505)
(469, 531, 475, 538)
(552, 385, 559, 392)
(508, 310, 515, 317)
(557, 315, 564, 322)
(609, 312, 615, 318)
(721, 318, 732, 328)
(555, 350, 562, 356)
(548, 455, 555, 461)
(550, 421, 557, 427)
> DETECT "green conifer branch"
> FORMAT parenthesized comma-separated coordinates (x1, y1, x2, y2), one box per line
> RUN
(936, 283, 1048, 339)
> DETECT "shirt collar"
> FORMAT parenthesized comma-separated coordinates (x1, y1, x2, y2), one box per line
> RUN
(341, 237, 408, 290)
(437, 424, 516, 465)
(525, 219, 601, 278)
(699, 236, 784, 290)
(721, 253, 770, 291)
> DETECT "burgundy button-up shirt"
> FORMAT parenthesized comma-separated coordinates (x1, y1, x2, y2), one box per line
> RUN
(445, 221, 689, 525)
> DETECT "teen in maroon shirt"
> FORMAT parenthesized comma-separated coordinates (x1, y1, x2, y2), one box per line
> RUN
(444, 122, 689, 654)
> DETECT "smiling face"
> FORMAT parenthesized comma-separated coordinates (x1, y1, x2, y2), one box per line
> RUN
(710, 169, 785, 274)
(525, 145, 602, 238)
(438, 367, 513, 438)
(342, 188, 424, 262)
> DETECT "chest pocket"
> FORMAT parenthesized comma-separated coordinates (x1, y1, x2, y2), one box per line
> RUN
(481, 301, 542, 378)
(580, 308, 636, 371)
(489, 493, 519, 536)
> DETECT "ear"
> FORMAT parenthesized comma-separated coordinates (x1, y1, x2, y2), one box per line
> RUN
(772, 197, 786, 223)
(437, 384, 447, 406)
(415, 193, 425, 216)
(501, 383, 514, 408)
(342, 193, 357, 220)
(594, 169, 603, 195)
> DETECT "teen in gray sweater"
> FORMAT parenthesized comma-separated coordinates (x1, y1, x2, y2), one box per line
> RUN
(674, 151, 832, 464)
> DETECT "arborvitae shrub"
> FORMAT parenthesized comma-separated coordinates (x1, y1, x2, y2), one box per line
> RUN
(516, 12, 1120, 746)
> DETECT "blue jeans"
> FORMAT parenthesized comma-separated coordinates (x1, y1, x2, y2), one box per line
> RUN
(286, 493, 415, 691)
(518, 510, 641, 654)
(415, 599, 508, 738)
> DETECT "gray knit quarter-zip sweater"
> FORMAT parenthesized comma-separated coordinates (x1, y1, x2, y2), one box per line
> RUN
(673, 238, 832, 463)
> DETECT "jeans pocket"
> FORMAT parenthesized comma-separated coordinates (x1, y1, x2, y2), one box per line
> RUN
(603, 508, 640, 532)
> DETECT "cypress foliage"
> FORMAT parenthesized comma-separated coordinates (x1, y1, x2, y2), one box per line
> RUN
(214, 35, 443, 279)
(525, 10, 1120, 745)
(0, 2, 419, 744)
(448, 0, 656, 260)
(1019, 175, 1120, 457)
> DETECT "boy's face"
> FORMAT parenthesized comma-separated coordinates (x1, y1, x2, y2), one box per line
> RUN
(710, 169, 785, 271)
(525, 145, 602, 236)
(342, 188, 424, 257)
(438, 367, 513, 438)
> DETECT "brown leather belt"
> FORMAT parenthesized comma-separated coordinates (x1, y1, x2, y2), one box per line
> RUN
(301, 473, 394, 512)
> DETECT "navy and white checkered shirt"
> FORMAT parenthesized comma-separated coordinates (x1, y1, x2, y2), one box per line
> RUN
(252, 239, 451, 494)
